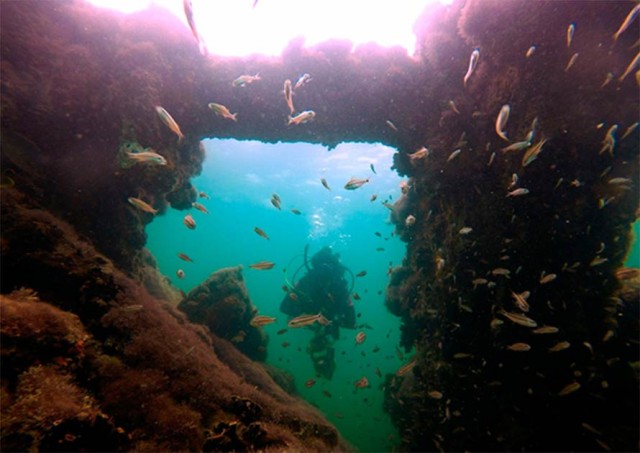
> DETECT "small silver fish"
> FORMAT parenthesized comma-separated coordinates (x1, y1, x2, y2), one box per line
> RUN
(463, 48, 480, 86)
(447, 149, 461, 162)
(344, 177, 369, 190)
(619, 51, 640, 82)
(294, 73, 312, 90)
(495, 105, 511, 142)
(565, 53, 579, 72)
(567, 23, 575, 48)
(613, 4, 640, 41)
(287, 110, 315, 125)
(526, 45, 536, 58)
(506, 188, 529, 197)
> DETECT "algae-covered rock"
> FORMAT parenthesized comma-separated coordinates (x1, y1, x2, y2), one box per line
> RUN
(178, 266, 268, 361)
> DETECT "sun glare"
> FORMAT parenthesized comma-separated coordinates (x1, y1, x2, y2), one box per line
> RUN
(85, 0, 451, 56)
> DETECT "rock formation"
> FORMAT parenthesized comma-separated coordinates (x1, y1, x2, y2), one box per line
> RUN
(178, 266, 269, 361)
(1, 0, 638, 451)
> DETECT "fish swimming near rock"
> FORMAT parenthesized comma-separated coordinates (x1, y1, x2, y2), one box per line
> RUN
(613, 3, 640, 41)
(176, 269, 185, 279)
(232, 73, 261, 87)
(250, 315, 276, 327)
(495, 104, 511, 142)
(183, 214, 197, 229)
(287, 110, 315, 126)
(183, 0, 207, 55)
(566, 23, 575, 48)
(463, 48, 480, 86)
(128, 197, 158, 215)
(294, 73, 312, 90)
(192, 202, 209, 214)
(208, 102, 238, 121)
(283, 79, 295, 115)
(155, 106, 184, 142)
(344, 177, 369, 190)
(125, 150, 167, 166)
(249, 261, 276, 270)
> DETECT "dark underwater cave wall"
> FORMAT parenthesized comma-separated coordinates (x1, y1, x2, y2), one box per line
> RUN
(1, 0, 638, 451)
(385, 0, 640, 451)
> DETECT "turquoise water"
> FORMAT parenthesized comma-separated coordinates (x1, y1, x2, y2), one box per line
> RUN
(146, 139, 409, 451)
(625, 221, 640, 267)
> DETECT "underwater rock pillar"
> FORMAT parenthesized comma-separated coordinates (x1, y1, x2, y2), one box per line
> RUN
(385, 0, 639, 450)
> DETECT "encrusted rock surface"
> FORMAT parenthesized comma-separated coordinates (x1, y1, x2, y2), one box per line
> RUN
(178, 266, 268, 361)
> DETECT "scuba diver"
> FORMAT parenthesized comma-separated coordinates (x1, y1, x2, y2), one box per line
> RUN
(280, 245, 356, 379)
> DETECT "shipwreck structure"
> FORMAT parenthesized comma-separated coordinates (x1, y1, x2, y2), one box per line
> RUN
(1, 0, 638, 451)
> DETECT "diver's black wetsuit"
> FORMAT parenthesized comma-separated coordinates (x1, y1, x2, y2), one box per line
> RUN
(280, 247, 356, 378)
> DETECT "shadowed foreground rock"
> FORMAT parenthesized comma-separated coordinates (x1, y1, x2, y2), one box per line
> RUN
(0, 189, 350, 452)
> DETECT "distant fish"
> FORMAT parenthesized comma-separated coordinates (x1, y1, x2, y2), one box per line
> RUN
(270, 194, 281, 210)
(463, 48, 480, 86)
(305, 378, 316, 388)
(370, 194, 378, 202)
(208, 102, 238, 121)
(601, 72, 614, 88)
(354, 376, 369, 388)
(176, 269, 185, 279)
(128, 197, 157, 215)
(370, 163, 376, 174)
(321, 178, 331, 191)
(408, 146, 429, 163)
(155, 106, 184, 142)
(355, 331, 366, 345)
(618, 51, 640, 82)
(192, 202, 209, 214)
(290, 209, 302, 215)
(385, 120, 398, 132)
(613, 4, 640, 41)
(250, 315, 276, 327)
(177, 252, 194, 262)
(287, 110, 315, 125)
(183, 0, 207, 55)
(283, 79, 295, 115)
(288, 313, 330, 328)
(183, 214, 196, 229)
(525, 45, 536, 58)
(198, 191, 210, 199)
(447, 149, 462, 162)
(558, 382, 580, 396)
(344, 177, 369, 190)
(249, 261, 276, 270)
(495, 104, 510, 142)
(564, 52, 579, 72)
(232, 73, 261, 87)
(507, 342, 531, 352)
(395, 359, 416, 377)
(356, 270, 367, 277)
(294, 73, 312, 90)
(126, 151, 167, 166)
(254, 226, 270, 240)
(507, 188, 529, 197)
(566, 23, 575, 48)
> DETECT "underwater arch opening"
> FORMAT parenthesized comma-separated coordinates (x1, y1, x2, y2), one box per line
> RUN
(145, 138, 412, 451)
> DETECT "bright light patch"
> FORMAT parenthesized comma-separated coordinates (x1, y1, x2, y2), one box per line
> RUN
(85, 0, 451, 56)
